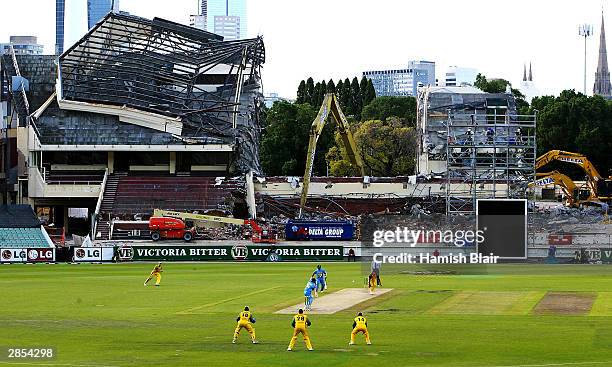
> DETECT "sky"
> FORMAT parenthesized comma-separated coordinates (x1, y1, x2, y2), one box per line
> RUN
(0, 0, 610, 99)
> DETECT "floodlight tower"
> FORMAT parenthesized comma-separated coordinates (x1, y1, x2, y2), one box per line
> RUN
(579, 23, 593, 94)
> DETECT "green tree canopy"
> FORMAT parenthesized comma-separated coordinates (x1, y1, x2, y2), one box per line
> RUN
(326, 118, 417, 177)
(474, 73, 529, 114)
(531, 90, 612, 178)
(260, 101, 335, 177)
(305, 78, 315, 107)
(361, 96, 417, 125)
(326, 79, 336, 94)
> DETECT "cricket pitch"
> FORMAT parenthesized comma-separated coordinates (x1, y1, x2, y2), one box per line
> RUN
(275, 288, 394, 314)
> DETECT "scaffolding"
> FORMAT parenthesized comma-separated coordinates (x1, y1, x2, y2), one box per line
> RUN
(445, 109, 537, 215)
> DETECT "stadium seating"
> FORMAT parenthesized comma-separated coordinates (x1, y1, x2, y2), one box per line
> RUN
(95, 174, 244, 239)
(0, 205, 54, 248)
(100, 174, 245, 216)
(0, 228, 51, 248)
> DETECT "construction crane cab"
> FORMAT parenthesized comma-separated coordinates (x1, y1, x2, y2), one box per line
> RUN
(299, 93, 365, 217)
(152, 209, 277, 243)
(529, 171, 590, 207)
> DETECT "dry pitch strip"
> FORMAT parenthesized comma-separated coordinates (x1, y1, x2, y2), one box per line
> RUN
(276, 288, 394, 314)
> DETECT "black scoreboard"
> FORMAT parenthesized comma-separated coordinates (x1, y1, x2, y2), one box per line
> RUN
(476, 199, 527, 259)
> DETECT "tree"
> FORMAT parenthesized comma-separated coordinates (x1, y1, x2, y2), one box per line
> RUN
(318, 79, 327, 106)
(531, 90, 612, 178)
(365, 79, 376, 103)
(341, 78, 353, 115)
(260, 101, 336, 177)
(305, 77, 315, 106)
(359, 76, 376, 109)
(326, 79, 336, 94)
(260, 101, 315, 176)
(361, 96, 417, 125)
(326, 118, 417, 176)
(474, 73, 528, 113)
(296, 80, 306, 104)
(336, 79, 344, 110)
(351, 77, 362, 120)
(310, 82, 325, 107)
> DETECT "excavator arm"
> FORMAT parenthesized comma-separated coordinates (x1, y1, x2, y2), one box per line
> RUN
(299, 93, 364, 217)
(529, 171, 578, 207)
(535, 150, 612, 201)
(535, 150, 603, 179)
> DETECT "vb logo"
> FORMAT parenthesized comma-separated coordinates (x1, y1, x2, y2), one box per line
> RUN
(231, 245, 248, 260)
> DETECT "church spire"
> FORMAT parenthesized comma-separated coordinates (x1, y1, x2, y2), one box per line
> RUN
(523, 64, 527, 81)
(529, 62, 533, 81)
(594, 11, 612, 97)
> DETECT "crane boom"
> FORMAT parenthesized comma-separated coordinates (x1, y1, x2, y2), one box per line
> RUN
(299, 93, 364, 218)
(152, 209, 277, 243)
(152, 209, 245, 225)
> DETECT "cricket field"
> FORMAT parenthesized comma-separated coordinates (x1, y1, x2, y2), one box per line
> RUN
(2, 263, 612, 366)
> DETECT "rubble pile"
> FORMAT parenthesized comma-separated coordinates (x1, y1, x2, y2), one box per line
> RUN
(532, 204, 611, 234)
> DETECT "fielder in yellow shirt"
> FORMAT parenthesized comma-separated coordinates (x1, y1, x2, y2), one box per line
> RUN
(349, 312, 371, 345)
(368, 271, 377, 294)
(287, 309, 313, 351)
(144, 262, 163, 286)
(232, 306, 258, 344)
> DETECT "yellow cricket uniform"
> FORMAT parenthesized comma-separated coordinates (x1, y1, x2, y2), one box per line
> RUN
(368, 274, 377, 294)
(151, 265, 162, 285)
(233, 311, 256, 342)
(350, 315, 371, 344)
(288, 313, 312, 350)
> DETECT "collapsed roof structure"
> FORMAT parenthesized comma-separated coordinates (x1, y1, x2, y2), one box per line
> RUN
(35, 12, 266, 174)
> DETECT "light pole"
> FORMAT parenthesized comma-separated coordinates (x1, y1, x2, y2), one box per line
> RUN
(579, 24, 593, 95)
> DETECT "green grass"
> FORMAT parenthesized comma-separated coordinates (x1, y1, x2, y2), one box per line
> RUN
(2, 263, 612, 366)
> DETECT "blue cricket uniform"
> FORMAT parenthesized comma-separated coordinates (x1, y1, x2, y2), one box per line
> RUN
(304, 280, 316, 310)
(312, 267, 327, 291)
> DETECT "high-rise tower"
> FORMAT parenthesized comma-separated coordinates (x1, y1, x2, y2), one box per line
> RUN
(55, 0, 65, 54)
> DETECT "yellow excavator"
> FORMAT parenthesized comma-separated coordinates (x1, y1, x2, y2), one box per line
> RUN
(299, 93, 364, 217)
(528, 171, 591, 207)
(535, 150, 612, 202)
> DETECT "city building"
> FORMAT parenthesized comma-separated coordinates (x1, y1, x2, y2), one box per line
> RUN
(264, 93, 293, 108)
(87, 0, 119, 29)
(204, 0, 247, 40)
(1, 36, 44, 55)
(409, 60, 436, 87)
(56, 0, 65, 54)
(189, 14, 207, 31)
(519, 62, 540, 103)
(444, 66, 478, 86)
(363, 60, 435, 97)
(214, 16, 241, 40)
(594, 12, 612, 98)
